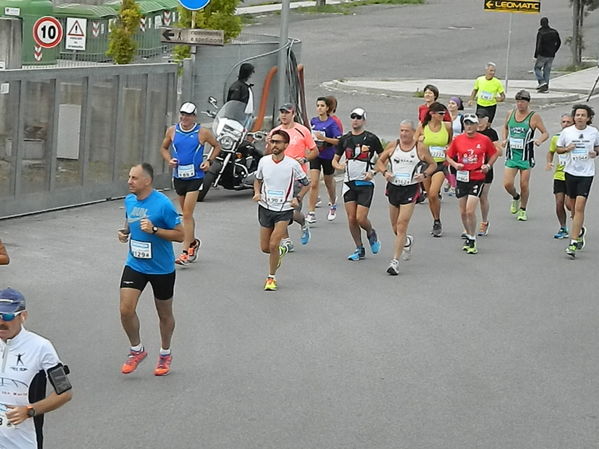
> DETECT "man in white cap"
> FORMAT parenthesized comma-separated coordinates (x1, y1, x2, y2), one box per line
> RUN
(333, 107, 384, 261)
(0, 287, 72, 449)
(160, 102, 221, 265)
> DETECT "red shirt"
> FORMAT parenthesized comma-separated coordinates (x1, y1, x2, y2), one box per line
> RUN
(446, 133, 497, 181)
(418, 104, 451, 123)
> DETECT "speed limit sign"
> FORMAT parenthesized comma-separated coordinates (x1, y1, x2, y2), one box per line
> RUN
(33, 16, 64, 49)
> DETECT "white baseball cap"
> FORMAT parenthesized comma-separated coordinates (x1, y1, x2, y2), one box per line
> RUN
(180, 102, 197, 114)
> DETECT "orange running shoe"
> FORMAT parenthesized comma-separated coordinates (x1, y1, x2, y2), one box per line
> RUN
(175, 252, 189, 265)
(154, 354, 172, 376)
(121, 349, 147, 374)
(187, 239, 201, 263)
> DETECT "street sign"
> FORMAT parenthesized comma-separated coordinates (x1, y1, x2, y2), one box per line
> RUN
(65, 18, 87, 51)
(177, 0, 211, 11)
(484, 0, 540, 13)
(160, 28, 224, 46)
(32, 16, 64, 49)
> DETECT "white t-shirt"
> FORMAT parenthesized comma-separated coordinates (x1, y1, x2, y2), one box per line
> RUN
(0, 328, 62, 449)
(256, 155, 307, 211)
(557, 124, 599, 177)
(388, 143, 421, 186)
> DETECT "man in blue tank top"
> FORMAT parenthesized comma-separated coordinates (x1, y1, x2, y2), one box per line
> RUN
(160, 102, 221, 265)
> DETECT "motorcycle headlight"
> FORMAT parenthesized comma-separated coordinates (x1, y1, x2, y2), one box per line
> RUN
(220, 135, 235, 150)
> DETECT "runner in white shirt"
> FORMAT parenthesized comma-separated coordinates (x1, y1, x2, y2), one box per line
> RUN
(254, 129, 310, 291)
(0, 288, 72, 449)
(556, 104, 599, 258)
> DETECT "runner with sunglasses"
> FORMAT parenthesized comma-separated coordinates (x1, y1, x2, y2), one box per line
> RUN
(0, 287, 73, 449)
(333, 108, 383, 261)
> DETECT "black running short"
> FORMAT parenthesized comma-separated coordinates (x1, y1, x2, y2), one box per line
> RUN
(475, 104, 497, 123)
(553, 178, 566, 195)
(120, 265, 175, 300)
(173, 177, 203, 196)
(309, 157, 335, 176)
(386, 182, 420, 206)
(456, 180, 485, 199)
(343, 182, 374, 208)
(258, 205, 294, 228)
(565, 172, 593, 199)
(484, 167, 494, 184)
(431, 163, 448, 176)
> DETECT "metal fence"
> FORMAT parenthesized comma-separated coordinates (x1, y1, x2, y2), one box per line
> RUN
(0, 63, 178, 218)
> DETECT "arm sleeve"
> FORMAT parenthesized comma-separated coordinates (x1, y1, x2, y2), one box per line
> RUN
(335, 135, 346, 157)
(372, 134, 384, 154)
(255, 159, 264, 180)
(40, 340, 62, 373)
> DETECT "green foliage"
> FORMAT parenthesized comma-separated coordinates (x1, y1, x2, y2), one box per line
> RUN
(107, 0, 142, 64)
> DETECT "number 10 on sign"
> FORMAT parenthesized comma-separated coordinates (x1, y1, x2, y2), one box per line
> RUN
(33, 16, 64, 49)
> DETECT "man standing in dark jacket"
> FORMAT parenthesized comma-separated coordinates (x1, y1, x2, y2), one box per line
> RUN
(534, 17, 561, 93)
(227, 63, 255, 114)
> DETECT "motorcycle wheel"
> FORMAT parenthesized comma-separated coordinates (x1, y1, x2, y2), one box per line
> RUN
(197, 172, 217, 202)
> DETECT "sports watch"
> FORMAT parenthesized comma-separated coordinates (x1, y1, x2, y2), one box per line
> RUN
(152, 226, 158, 234)
(27, 406, 36, 418)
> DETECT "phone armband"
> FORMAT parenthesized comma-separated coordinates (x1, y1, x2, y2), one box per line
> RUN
(47, 364, 72, 395)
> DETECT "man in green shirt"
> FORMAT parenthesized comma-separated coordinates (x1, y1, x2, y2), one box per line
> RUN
(468, 62, 505, 124)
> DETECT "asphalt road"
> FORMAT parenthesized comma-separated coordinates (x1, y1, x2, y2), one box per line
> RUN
(2, 1, 599, 448)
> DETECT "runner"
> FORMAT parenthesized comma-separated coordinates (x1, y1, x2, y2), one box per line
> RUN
(307, 97, 342, 224)
(446, 113, 498, 254)
(501, 90, 549, 222)
(253, 129, 310, 291)
(545, 113, 574, 239)
(415, 102, 452, 237)
(468, 62, 505, 124)
(375, 120, 436, 275)
(446, 96, 464, 195)
(266, 103, 318, 251)
(475, 109, 503, 236)
(333, 107, 384, 260)
(117, 163, 184, 376)
(325, 95, 344, 135)
(417, 84, 451, 123)
(160, 102, 221, 265)
(556, 104, 599, 258)
(0, 287, 73, 449)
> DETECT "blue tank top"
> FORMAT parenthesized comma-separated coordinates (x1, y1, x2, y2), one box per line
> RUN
(171, 123, 205, 180)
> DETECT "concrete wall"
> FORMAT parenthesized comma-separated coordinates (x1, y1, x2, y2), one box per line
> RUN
(0, 17, 22, 69)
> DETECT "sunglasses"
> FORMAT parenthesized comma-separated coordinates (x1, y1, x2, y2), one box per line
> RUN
(0, 310, 25, 322)
(270, 139, 286, 144)
(350, 114, 363, 120)
(431, 110, 446, 115)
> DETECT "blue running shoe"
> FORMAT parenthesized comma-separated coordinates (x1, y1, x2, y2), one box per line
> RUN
(553, 227, 568, 239)
(347, 246, 365, 261)
(300, 224, 311, 245)
(367, 229, 381, 254)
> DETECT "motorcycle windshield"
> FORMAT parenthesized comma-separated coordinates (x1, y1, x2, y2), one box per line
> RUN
(212, 101, 253, 135)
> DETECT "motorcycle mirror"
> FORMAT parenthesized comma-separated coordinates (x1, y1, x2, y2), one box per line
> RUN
(252, 131, 266, 141)
(208, 96, 218, 107)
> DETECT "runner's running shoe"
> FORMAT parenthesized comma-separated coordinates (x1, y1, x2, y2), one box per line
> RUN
(478, 222, 489, 236)
(553, 227, 568, 239)
(175, 252, 189, 265)
(368, 229, 381, 254)
(576, 226, 586, 250)
(466, 239, 478, 254)
(264, 277, 277, 291)
(277, 245, 288, 269)
(327, 204, 337, 221)
(300, 224, 311, 245)
(281, 238, 294, 253)
(315, 197, 322, 208)
(402, 235, 413, 261)
(565, 243, 577, 258)
(432, 221, 442, 237)
(510, 197, 520, 214)
(305, 212, 316, 224)
(463, 239, 471, 251)
(121, 348, 147, 374)
(461, 231, 468, 240)
(187, 239, 201, 263)
(154, 354, 172, 376)
(387, 259, 400, 276)
(517, 209, 527, 221)
(347, 246, 366, 261)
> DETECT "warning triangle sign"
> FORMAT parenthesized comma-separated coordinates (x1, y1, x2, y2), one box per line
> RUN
(68, 20, 85, 37)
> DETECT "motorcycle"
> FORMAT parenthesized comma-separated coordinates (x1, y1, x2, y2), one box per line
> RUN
(197, 97, 265, 202)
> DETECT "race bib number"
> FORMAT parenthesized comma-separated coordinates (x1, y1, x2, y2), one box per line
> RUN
(429, 146, 446, 160)
(480, 91, 493, 101)
(457, 170, 470, 182)
(0, 405, 15, 429)
(177, 164, 195, 179)
(557, 153, 569, 165)
(509, 137, 524, 150)
(311, 130, 324, 142)
(266, 189, 286, 205)
(130, 240, 152, 259)
(393, 172, 412, 186)
(572, 146, 589, 161)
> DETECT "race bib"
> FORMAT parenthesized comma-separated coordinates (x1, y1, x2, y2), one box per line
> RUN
(572, 146, 589, 161)
(177, 164, 195, 179)
(130, 240, 152, 259)
(429, 146, 446, 160)
(0, 404, 15, 429)
(557, 153, 569, 165)
(480, 91, 493, 101)
(311, 130, 324, 142)
(266, 189, 286, 205)
(393, 172, 412, 186)
(509, 137, 524, 150)
(457, 170, 470, 182)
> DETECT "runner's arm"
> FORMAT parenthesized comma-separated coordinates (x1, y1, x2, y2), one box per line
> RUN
(160, 127, 177, 168)
(253, 178, 263, 201)
(501, 111, 511, 145)
(332, 153, 345, 171)
(0, 239, 9, 265)
(532, 114, 549, 146)
(6, 390, 72, 426)
(417, 142, 437, 178)
(468, 88, 478, 105)
(199, 128, 222, 170)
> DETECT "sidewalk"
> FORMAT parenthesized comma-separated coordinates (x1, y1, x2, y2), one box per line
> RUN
(236, 0, 348, 15)
(323, 67, 599, 105)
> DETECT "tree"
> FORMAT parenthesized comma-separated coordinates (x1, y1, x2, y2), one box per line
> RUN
(173, 0, 242, 63)
(570, 0, 599, 66)
(107, 0, 142, 64)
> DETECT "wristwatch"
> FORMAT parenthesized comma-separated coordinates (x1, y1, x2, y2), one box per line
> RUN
(152, 226, 158, 234)
(27, 406, 36, 418)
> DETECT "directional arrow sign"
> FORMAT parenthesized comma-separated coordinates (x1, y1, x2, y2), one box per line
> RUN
(160, 27, 224, 46)
(484, 0, 540, 13)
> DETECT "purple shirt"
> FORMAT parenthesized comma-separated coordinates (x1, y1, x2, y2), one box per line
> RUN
(310, 116, 342, 160)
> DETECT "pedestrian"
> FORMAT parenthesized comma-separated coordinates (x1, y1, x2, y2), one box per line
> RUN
(117, 163, 184, 376)
(0, 287, 73, 449)
(415, 102, 453, 237)
(468, 62, 505, 124)
(0, 239, 9, 265)
(501, 90, 549, 222)
(475, 109, 503, 236)
(333, 107, 383, 260)
(227, 63, 255, 113)
(446, 113, 498, 254)
(266, 103, 318, 250)
(556, 104, 599, 258)
(254, 129, 310, 291)
(375, 120, 436, 275)
(160, 102, 221, 266)
(306, 96, 342, 224)
(545, 113, 574, 239)
(534, 17, 561, 93)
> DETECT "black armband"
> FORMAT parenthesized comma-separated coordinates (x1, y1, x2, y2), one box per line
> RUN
(47, 364, 72, 395)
